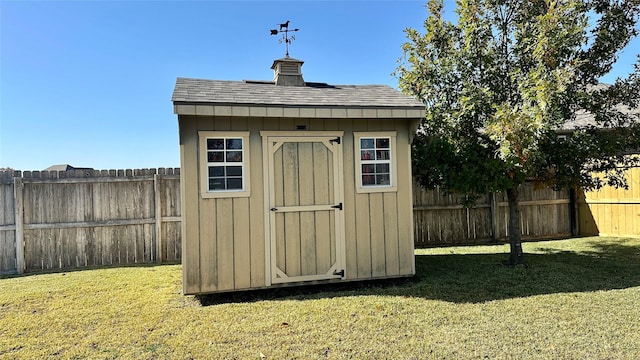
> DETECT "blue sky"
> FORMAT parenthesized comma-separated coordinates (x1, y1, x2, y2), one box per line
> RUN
(1, 0, 638, 171)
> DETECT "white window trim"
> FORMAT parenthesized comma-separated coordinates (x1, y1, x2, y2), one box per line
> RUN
(199, 131, 251, 198)
(354, 131, 398, 193)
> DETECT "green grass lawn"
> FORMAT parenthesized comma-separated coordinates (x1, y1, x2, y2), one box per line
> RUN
(1, 236, 639, 359)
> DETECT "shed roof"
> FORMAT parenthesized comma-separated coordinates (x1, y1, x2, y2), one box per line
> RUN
(172, 77, 425, 119)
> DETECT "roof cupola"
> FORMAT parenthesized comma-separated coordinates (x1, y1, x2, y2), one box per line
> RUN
(271, 57, 305, 86)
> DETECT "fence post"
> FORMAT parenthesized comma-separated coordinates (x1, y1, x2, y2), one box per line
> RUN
(569, 188, 578, 236)
(14, 177, 25, 274)
(489, 192, 498, 242)
(154, 173, 163, 263)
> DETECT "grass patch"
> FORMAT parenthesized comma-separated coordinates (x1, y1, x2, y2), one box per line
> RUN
(1, 236, 639, 359)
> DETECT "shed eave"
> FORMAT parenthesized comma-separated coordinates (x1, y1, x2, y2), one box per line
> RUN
(173, 102, 425, 119)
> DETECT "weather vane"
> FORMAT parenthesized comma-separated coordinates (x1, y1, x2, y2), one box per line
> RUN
(270, 20, 299, 58)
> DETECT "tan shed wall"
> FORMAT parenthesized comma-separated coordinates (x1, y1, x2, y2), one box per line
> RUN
(179, 115, 416, 295)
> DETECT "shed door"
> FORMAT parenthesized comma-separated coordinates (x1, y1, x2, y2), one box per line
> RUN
(265, 134, 345, 284)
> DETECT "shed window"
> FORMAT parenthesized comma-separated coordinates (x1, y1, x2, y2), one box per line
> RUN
(199, 132, 250, 198)
(354, 132, 398, 193)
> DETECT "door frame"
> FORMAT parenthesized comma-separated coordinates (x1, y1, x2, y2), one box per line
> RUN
(260, 131, 346, 286)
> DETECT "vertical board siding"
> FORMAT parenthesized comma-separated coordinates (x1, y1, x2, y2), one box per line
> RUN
(314, 141, 332, 275)
(353, 120, 372, 279)
(369, 193, 386, 277)
(396, 121, 416, 276)
(383, 192, 400, 277)
(181, 116, 203, 294)
(215, 198, 235, 291)
(339, 119, 358, 280)
(232, 197, 251, 289)
(249, 121, 266, 288)
(349, 119, 415, 279)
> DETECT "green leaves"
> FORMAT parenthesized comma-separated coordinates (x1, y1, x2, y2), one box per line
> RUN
(397, 0, 640, 197)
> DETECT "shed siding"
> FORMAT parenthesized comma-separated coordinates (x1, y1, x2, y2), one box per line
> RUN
(180, 116, 201, 294)
(180, 116, 415, 294)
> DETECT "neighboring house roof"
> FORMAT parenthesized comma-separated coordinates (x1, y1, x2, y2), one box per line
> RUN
(561, 104, 638, 131)
(560, 83, 639, 131)
(172, 77, 425, 119)
(44, 164, 94, 172)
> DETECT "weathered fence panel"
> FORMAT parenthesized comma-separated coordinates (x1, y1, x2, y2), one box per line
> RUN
(413, 181, 572, 247)
(0, 177, 16, 273)
(0, 168, 181, 275)
(158, 175, 182, 262)
(413, 185, 493, 246)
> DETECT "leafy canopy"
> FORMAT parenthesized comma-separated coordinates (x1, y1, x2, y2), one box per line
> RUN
(397, 0, 640, 201)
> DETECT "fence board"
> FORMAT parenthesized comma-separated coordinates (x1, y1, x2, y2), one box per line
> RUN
(0, 180, 16, 273)
(413, 181, 572, 247)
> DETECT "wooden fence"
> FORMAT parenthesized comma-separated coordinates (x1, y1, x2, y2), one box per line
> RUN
(578, 166, 640, 237)
(1, 167, 577, 274)
(0, 169, 181, 275)
(413, 181, 573, 247)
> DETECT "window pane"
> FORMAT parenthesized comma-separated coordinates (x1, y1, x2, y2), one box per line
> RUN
(376, 150, 390, 160)
(376, 138, 390, 149)
(376, 174, 390, 185)
(375, 164, 389, 173)
(361, 150, 375, 160)
(362, 175, 375, 185)
(226, 151, 242, 162)
(226, 166, 242, 176)
(209, 151, 224, 162)
(207, 139, 225, 150)
(227, 178, 242, 190)
(226, 139, 243, 149)
(208, 166, 224, 177)
(360, 138, 375, 149)
(362, 164, 375, 174)
(209, 178, 225, 190)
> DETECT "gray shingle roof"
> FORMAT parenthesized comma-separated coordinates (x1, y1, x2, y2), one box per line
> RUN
(559, 84, 639, 130)
(560, 105, 638, 130)
(172, 77, 425, 109)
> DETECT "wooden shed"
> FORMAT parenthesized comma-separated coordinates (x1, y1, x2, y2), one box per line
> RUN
(172, 57, 425, 295)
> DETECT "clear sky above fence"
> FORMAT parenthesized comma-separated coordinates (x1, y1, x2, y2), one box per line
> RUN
(1, 0, 638, 171)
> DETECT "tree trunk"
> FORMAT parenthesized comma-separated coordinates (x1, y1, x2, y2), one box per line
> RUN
(506, 186, 526, 265)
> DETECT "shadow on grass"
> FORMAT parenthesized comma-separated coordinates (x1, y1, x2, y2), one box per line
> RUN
(199, 239, 640, 305)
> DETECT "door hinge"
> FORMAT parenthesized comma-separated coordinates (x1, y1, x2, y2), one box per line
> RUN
(270, 207, 278, 212)
(329, 137, 341, 144)
(333, 269, 345, 277)
(331, 203, 343, 210)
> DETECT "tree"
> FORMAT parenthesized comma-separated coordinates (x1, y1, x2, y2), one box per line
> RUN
(396, 0, 640, 265)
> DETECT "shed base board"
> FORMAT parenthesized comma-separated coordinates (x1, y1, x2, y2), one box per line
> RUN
(184, 274, 415, 296)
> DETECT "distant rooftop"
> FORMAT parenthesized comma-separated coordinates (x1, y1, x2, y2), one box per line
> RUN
(43, 164, 94, 172)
